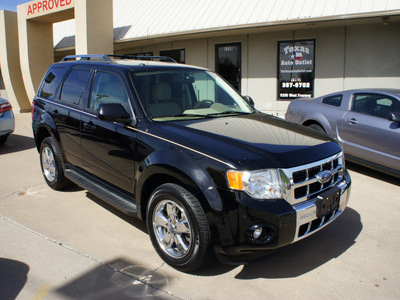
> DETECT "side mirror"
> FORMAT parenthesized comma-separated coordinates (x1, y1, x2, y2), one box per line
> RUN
(389, 112, 400, 122)
(243, 95, 255, 107)
(97, 103, 132, 124)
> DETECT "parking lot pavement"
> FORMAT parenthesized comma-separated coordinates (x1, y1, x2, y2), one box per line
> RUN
(1, 112, 400, 299)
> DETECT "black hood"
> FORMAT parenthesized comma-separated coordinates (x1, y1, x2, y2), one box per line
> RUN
(151, 113, 342, 169)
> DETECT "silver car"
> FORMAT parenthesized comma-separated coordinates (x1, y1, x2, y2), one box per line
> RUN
(285, 89, 400, 177)
(0, 97, 15, 144)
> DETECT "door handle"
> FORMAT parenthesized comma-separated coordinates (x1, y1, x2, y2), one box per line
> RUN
(83, 122, 96, 130)
(345, 118, 358, 125)
(52, 109, 61, 117)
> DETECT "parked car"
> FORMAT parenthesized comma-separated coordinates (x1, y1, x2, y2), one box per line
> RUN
(285, 89, 400, 177)
(32, 54, 351, 272)
(0, 97, 15, 144)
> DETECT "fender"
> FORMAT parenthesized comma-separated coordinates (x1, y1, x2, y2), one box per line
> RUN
(136, 148, 227, 214)
(34, 107, 67, 166)
(302, 111, 334, 136)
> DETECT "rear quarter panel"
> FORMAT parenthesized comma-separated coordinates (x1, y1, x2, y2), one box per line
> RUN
(286, 98, 347, 138)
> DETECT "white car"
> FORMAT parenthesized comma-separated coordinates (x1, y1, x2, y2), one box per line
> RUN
(0, 98, 15, 144)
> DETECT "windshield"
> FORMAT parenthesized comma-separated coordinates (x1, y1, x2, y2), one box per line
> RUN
(130, 68, 254, 121)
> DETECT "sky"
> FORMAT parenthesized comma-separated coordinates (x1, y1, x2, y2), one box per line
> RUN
(0, 0, 30, 12)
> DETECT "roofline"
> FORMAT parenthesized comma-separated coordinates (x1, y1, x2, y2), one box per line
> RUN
(113, 9, 400, 43)
(54, 9, 400, 51)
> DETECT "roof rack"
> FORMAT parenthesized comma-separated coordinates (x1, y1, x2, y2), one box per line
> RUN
(61, 55, 112, 62)
(109, 55, 177, 63)
(61, 54, 177, 63)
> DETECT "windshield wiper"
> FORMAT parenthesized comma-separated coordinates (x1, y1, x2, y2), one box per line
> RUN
(205, 111, 250, 117)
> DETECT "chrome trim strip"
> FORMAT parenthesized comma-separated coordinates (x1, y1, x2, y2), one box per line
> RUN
(38, 98, 234, 168)
(128, 126, 236, 168)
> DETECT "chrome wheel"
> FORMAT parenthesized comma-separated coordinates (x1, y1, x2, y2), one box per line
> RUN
(41, 146, 56, 182)
(152, 200, 192, 259)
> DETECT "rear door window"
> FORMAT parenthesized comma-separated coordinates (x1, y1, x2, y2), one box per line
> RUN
(59, 69, 91, 106)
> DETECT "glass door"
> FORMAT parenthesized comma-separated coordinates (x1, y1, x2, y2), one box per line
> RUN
(215, 43, 241, 92)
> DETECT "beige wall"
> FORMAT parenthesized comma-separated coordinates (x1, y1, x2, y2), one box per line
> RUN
(0, 10, 30, 111)
(111, 21, 400, 116)
(75, 0, 113, 55)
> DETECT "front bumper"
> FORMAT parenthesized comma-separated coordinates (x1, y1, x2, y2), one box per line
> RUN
(212, 170, 351, 262)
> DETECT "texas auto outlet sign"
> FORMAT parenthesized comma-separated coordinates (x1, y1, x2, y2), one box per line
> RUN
(27, 0, 73, 16)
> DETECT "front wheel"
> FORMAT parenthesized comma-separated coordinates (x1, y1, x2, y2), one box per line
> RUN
(146, 183, 212, 272)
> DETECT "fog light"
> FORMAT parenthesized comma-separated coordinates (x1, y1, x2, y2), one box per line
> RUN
(247, 224, 277, 245)
(252, 226, 263, 239)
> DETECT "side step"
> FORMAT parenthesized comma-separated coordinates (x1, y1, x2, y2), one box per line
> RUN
(65, 168, 137, 216)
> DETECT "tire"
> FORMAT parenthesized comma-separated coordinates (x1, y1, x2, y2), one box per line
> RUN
(146, 183, 212, 272)
(307, 124, 326, 134)
(0, 135, 8, 145)
(40, 137, 70, 190)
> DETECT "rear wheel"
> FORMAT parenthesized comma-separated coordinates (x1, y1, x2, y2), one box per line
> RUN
(40, 137, 70, 190)
(147, 183, 212, 272)
(0, 135, 8, 144)
(307, 124, 325, 134)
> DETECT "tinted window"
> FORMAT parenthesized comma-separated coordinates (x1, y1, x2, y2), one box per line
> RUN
(39, 67, 65, 99)
(322, 95, 342, 107)
(60, 69, 91, 106)
(351, 93, 400, 119)
(89, 72, 129, 111)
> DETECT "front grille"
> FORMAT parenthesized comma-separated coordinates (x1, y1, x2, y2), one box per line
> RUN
(297, 210, 337, 238)
(281, 152, 344, 205)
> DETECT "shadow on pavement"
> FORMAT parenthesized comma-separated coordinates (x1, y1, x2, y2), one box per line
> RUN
(346, 162, 399, 186)
(0, 258, 29, 300)
(55, 258, 174, 299)
(83, 193, 362, 279)
(194, 208, 361, 278)
(233, 207, 362, 279)
(86, 192, 148, 234)
(0, 134, 35, 155)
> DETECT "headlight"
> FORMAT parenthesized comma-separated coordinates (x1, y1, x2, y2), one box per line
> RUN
(227, 169, 283, 199)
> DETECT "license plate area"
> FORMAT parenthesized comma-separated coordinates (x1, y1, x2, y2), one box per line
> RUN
(316, 187, 341, 218)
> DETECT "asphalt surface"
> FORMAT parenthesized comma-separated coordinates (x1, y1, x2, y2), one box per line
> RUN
(1, 112, 399, 299)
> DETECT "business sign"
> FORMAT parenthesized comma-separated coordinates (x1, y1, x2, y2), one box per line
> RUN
(26, 0, 74, 18)
(278, 40, 315, 100)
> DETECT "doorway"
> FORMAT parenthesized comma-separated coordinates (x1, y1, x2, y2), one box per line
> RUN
(215, 43, 241, 92)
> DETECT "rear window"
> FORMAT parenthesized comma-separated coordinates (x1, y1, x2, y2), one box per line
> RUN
(39, 67, 65, 100)
(322, 95, 342, 107)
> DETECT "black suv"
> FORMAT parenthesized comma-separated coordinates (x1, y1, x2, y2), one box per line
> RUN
(32, 55, 351, 271)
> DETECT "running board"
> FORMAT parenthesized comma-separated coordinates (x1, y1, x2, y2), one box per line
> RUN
(65, 168, 137, 216)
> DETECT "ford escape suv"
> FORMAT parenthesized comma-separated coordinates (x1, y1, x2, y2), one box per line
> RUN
(32, 55, 351, 272)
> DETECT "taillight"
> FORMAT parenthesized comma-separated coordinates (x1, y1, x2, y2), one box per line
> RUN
(32, 100, 36, 120)
(0, 102, 12, 113)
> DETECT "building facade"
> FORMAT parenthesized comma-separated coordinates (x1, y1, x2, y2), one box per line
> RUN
(1, 0, 400, 116)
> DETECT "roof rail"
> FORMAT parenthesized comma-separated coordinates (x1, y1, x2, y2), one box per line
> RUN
(61, 54, 177, 63)
(61, 55, 112, 62)
(109, 55, 177, 63)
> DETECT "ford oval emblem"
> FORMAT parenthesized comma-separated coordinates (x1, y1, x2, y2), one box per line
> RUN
(316, 170, 332, 184)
